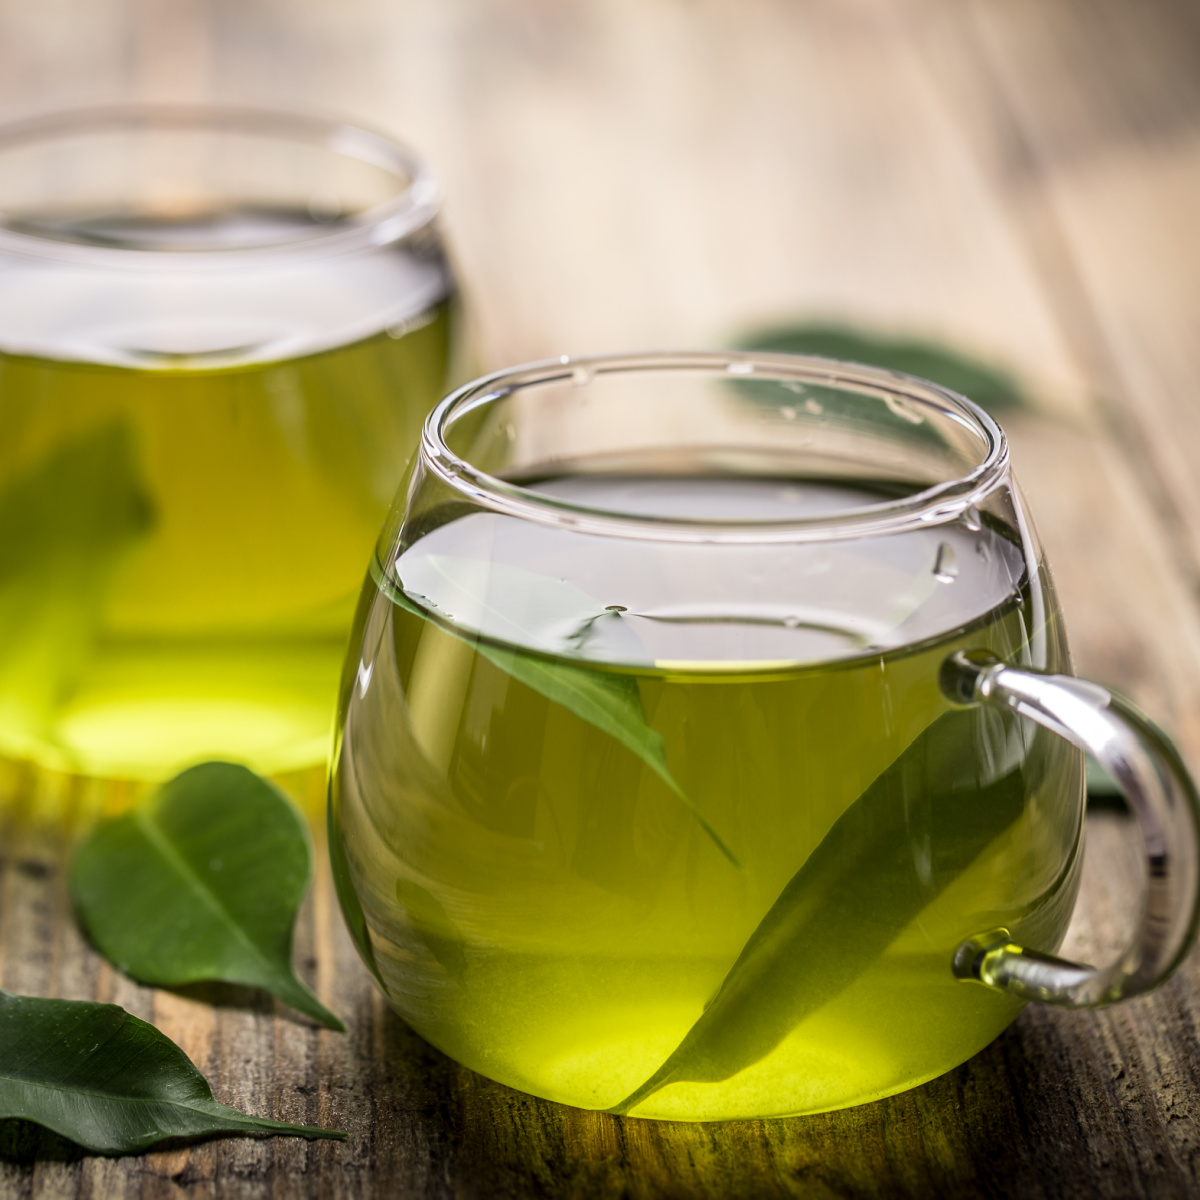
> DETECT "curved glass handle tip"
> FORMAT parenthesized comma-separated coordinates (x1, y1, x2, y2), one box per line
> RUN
(940, 650, 1200, 1008)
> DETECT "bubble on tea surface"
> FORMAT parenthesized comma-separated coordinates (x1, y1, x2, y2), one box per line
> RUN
(933, 541, 959, 583)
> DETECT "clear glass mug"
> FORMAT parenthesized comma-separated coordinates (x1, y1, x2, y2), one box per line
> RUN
(329, 351, 1200, 1121)
(0, 104, 459, 779)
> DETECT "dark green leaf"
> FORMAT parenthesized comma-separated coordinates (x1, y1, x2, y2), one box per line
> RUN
(1086, 754, 1129, 813)
(734, 323, 1027, 413)
(71, 763, 344, 1030)
(0, 990, 344, 1154)
(0, 421, 153, 756)
(380, 558, 741, 868)
(473, 640, 740, 867)
(608, 706, 1047, 1114)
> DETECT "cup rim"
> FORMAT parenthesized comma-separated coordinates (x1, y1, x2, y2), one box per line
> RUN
(421, 350, 1011, 545)
(0, 102, 440, 267)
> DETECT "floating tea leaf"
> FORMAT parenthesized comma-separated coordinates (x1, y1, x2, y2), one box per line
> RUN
(609, 706, 1043, 1115)
(377, 557, 740, 867)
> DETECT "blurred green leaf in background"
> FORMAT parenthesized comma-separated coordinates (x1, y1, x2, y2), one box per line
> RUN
(734, 322, 1027, 414)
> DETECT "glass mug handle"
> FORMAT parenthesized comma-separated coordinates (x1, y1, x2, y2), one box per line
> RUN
(941, 649, 1200, 1007)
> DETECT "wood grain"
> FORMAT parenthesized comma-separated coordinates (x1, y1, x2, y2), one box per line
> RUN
(2, 0, 1200, 1196)
(0, 781, 1191, 1200)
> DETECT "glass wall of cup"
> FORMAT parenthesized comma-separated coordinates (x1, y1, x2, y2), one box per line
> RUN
(328, 352, 1118, 1120)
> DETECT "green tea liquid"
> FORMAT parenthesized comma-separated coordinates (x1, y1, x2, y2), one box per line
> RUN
(331, 476, 1084, 1120)
(0, 215, 455, 777)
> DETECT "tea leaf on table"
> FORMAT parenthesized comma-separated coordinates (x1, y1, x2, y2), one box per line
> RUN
(734, 323, 1027, 413)
(609, 706, 1040, 1114)
(380, 558, 741, 868)
(0, 421, 153, 755)
(0, 990, 344, 1154)
(70, 762, 344, 1030)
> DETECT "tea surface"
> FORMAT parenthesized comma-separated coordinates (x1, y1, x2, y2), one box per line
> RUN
(0, 212, 455, 777)
(331, 476, 1084, 1119)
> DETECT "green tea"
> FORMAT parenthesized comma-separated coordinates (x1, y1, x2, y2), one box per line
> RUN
(330, 476, 1084, 1120)
(0, 214, 455, 778)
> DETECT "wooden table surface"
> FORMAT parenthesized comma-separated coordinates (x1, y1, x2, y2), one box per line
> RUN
(3, 0, 1200, 1195)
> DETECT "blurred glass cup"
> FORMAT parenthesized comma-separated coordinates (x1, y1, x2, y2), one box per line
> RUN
(0, 104, 460, 779)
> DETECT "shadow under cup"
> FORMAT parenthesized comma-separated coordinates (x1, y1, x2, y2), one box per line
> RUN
(330, 352, 1088, 1120)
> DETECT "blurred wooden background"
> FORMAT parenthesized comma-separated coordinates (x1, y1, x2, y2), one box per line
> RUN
(3, 0, 1200, 1196)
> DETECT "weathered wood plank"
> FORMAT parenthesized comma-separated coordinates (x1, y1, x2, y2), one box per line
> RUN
(904, 0, 1200, 588)
(0, 795, 1189, 1200)
(1, 0, 1200, 1196)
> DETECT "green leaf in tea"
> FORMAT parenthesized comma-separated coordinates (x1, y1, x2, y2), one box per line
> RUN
(404, 553, 650, 662)
(71, 762, 343, 1030)
(608, 706, 1040, 1115)
(734, 323, 1027, 413)
(395, 878, 467, 979)
(0, 990, 344, 1154)
(473, 640, 740, 867)
(0, 421, 153, 754)
(379, 557, 741, 868)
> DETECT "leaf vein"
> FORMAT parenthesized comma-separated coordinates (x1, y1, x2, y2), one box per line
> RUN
(130, 806, 288, 989)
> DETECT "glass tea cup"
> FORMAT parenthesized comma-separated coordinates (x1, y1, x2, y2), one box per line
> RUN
(0, 104, 459, 779)
(329, 351, 1200, 1121)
